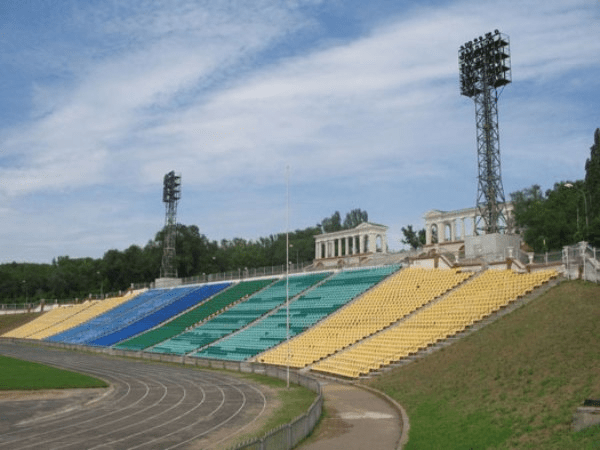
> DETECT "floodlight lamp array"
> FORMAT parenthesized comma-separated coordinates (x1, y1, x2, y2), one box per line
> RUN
(459, 29, 511, 97)
(162, 171, 182, 203)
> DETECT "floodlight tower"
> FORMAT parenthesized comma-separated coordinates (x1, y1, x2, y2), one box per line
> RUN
(459, 30, 511, 234)
(160, 171, 181, 279)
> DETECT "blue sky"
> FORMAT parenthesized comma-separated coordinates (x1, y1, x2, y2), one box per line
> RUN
(1, 0, 599, 263)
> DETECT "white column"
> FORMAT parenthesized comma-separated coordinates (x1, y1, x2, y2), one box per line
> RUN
(345, 237, 350, 256)
(359, 234, 364, 253)
(450, 220, 456, 242)
(315, 241, 320, 260)
(426, 225, 432, 245)
(461, 217, 466, 240)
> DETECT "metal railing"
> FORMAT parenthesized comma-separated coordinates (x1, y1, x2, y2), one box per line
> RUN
(0, 290, 136, 314)
(180, 262, 314, 286)
(230, 366, 322, 450)
(563, 242, 600, 283)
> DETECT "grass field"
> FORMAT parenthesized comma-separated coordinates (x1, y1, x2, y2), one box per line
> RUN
(0, 354, 108, 390)
(368, 280, 600, 449)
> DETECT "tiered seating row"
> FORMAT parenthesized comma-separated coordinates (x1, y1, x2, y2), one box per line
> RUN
(46, 288, 183, 344)
(312, 269, 558, 378)
(150, 272, 331, 355)
(115, 278, 275, 351)
(257, 267, 471, 368)
(88, 283, 231, 347)
(2, 301, 97, 339)
(26, 291, 143, 340)
(194, 266, 400, 361)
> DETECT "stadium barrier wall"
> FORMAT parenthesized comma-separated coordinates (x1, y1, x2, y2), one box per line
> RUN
(4, 338, 323, 450)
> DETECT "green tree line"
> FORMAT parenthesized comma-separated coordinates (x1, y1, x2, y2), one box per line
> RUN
(510, 128, 600, 252)
(0, 209, 368, 304)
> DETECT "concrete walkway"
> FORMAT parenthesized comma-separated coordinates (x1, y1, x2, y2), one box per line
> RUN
(299, 381, 405, 450)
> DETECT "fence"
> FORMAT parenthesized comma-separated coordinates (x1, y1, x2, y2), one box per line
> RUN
(179, 262, 314, 286)
(231, 366, 323, 450)
(0, 289, 138, 315)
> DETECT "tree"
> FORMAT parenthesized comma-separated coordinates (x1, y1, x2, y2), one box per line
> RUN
(510, 183, 580, 252)
(585, 128, 600, 213)
(401, 225, 426, 250)
(318, 211, 342, 233)
(584, 128, 600, 246)
(343, 209, 368, 229)
(318, 209, 370, 233)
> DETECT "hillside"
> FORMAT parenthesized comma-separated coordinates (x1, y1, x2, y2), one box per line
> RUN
(0, 313, 41, 336)
(368, 280, 600, 449)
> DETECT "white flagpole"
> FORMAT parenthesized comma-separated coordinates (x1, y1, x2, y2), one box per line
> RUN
(286, 165, 290, 389)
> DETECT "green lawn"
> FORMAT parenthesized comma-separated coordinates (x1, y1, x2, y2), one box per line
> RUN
(368, 280, 600, 449)
(0, 354, 108, 390)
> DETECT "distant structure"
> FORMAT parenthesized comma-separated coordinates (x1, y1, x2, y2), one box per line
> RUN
(160, 171, 181, 280)
(459, 30, 511, 234)
(313, 222, 388, 268)
(423, 204, 515, 257)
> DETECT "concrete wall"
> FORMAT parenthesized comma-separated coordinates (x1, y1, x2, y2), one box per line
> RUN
(465, 233, 522, 262)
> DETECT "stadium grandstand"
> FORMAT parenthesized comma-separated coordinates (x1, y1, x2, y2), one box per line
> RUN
(114, 277, 277, 351)
(3, 261, 561, 379)
(256, 267, 473, 368)
(193, 265, 400, 361)
(149, 272, 330, 355)
(310, 268, 558, 378)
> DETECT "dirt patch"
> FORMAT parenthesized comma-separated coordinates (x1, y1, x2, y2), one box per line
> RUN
(311, 405, 353, 440)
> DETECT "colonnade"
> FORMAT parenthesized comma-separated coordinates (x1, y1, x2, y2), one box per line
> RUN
(424, 204, 514, 246)
(314, 223, 388, 260)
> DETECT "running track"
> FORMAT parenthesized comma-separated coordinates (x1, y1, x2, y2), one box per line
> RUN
(0, 342, 268, 450)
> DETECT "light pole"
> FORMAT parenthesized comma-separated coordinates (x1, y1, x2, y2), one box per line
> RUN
(97, 271, 103, 299)
(285, 165, 290, 389)
(289, 244, 299, 269)
(565, 183, 589, 240)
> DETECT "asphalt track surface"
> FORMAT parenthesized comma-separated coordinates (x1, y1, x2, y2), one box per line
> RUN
(0, 342, 268, 450)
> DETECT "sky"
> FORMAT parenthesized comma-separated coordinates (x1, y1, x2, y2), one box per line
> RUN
(1, 0, 599, 264)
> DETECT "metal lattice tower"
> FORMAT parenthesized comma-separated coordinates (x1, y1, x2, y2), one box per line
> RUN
(459, 30, 511, 234)
(160, 171, 181, 278)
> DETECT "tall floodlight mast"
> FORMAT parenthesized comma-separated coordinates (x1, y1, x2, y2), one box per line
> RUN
(160, 171, 181, 278)
(459, 30, 511, 234)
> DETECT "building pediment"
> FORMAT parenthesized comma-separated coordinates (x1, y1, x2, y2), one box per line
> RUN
(423, 210, 446, 219)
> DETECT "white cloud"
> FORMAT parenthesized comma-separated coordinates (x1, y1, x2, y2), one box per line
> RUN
(0, 0, 598, 262)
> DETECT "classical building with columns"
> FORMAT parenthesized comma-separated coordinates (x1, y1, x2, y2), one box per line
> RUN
(314, 222, 388, 267)
(423, 204, 515, 255)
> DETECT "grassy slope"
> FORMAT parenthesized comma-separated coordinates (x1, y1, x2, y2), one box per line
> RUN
(0, 313, 42, 336)
(368, 281, 600, 449)
(0, 354, 108, 390)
